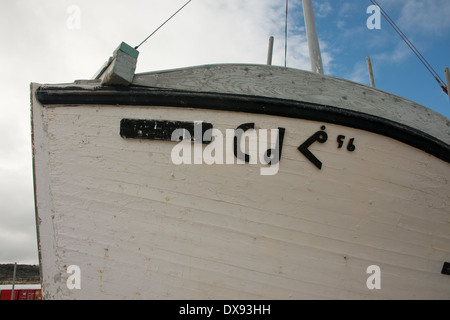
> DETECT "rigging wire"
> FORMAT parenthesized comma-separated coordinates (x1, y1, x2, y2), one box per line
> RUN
(284, 0, 289, 68)
(135, 0, 193, 50)
(369, 0, 448, 94)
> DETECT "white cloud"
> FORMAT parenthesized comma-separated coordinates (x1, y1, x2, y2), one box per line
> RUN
(397, 0, 450, 34)
(345, 60, 369, 85)
(372, 42, 411, 64)
(315, 1, 333, 18)
(338, 2, 354, 17)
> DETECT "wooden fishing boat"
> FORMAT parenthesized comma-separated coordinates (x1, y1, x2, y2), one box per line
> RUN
(31, 2, 450, 300)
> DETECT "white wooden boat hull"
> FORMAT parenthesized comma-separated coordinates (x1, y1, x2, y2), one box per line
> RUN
(31, 65, 450, 300)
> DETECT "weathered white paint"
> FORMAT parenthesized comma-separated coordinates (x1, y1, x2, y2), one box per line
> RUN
(32, 88, 450, 299)
(132, 64, 450, 145)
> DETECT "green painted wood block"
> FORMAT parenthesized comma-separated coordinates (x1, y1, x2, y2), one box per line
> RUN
(95, 42, 139, 86)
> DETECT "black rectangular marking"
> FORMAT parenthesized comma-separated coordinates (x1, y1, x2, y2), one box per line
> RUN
(120, 119, 213, 144)
(442, 262, 450, 275)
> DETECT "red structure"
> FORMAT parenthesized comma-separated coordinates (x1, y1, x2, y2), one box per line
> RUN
(0, 289, 42, 300)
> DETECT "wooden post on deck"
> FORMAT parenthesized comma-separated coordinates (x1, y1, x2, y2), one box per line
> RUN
(267, 36, 274, 66)
(367, 57, 376, 88)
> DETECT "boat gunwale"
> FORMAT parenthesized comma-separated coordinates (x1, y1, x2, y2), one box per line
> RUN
(35, 85, 450, 164)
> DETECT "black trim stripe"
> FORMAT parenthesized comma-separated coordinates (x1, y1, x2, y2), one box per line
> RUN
(36, 86, 450, 163)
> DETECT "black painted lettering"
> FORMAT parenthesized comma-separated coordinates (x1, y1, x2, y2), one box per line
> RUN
(264, 127, 286, 165)
(298, 126, 328, 170)
(347, 138, 356, 152)
(234, 123, 255, 163)
(337, 135, 345, 149)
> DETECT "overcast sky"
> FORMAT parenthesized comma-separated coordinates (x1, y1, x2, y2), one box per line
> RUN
(1, 0, 449, 265)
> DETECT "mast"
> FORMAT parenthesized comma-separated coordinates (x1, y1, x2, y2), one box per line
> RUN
(366, 56, 376, 88)
(302, 0, 324, 74)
